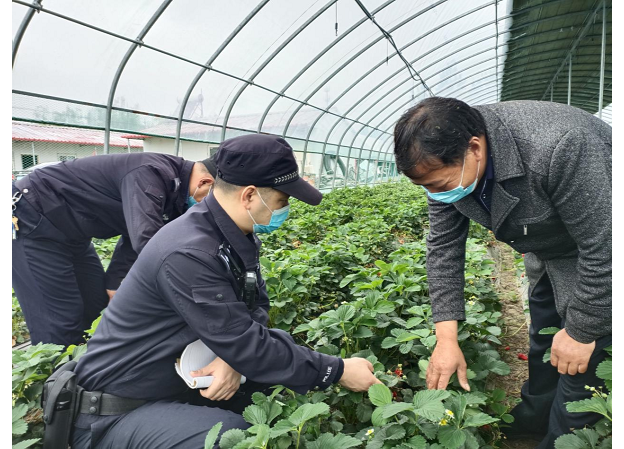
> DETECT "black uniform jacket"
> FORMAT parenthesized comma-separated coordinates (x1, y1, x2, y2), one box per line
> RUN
(74, 193, 343, 403)
(14, 153, 195, 290)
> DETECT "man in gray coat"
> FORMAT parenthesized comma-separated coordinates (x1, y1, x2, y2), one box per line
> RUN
(393, 97, 611, 448)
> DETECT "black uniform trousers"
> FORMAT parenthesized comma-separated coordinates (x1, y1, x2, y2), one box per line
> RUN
(12, 185, 109, 346)
(70, 382, 270, 449)
(512, 273, 611, 448)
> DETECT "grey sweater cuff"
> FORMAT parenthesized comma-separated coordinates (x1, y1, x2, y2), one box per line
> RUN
(428, 277, 466, 323)
(565, 308, 611, 344)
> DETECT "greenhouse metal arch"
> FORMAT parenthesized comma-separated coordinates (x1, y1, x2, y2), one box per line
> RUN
(12, 0, 612, 192)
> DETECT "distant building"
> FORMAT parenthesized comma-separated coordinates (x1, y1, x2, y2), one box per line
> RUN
(12, 121, 144, 173)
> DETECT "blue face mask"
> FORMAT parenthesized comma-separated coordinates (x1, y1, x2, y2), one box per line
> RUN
(424, 155, 480, 204)
(186, 196, 198, 208)
(186, 186, 211, 209)
(247, 191, 290, 234)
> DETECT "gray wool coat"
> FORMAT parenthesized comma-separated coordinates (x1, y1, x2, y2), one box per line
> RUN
(426, 100, 611, 344)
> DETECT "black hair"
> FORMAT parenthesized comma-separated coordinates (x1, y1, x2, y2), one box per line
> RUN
(393, 97, 486, 175)
(213, 176, 274, 198)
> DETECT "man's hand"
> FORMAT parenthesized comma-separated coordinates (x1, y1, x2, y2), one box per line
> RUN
(106, 289, 116, 301)
(426, 321, 470, 391)
(338, 358, 382, 392)
(551, 328, 595, 375)
(191, 357, 241, 401)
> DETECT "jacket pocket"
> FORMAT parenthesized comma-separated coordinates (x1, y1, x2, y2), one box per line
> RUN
(144, 184, 165, 205)
(513, 215, 565, 239)
(191, 286, 249, 334)
(14, 197, 45, 239)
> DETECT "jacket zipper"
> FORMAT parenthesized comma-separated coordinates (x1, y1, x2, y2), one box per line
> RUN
(523, 225, 528, 236)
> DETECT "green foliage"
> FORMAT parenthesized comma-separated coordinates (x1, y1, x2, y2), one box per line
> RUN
(12, 316, 102, 448)
(555, 346, 612, 448)
(204, 422, 222, 449)
(12, 184, 516, 448)
(239, 184, 509, 447)
(219, 385, 499, 449)
(92, 236, 120, 270)
(12, 344, 64, 448)
(12, 290, 29, 346)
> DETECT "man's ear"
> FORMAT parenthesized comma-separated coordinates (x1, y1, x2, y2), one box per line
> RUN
(240, 186, 257, 208)
(468, 135, 486, 162)
(200, 176, 214, 187)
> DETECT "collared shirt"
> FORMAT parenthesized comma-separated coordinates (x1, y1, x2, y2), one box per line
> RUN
(472, 150, 495, 213)
(14, 153, 194, 289)
(74, 194, 343, 402)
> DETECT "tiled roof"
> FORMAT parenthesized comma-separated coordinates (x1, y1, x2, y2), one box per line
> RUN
(12, 121, 144, 148)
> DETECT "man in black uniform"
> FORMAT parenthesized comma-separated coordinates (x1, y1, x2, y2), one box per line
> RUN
(12, 153, 216, 346)
(69, 135, 380, 448)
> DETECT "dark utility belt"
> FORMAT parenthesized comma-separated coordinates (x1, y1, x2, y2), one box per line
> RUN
(41, 361, 146, 449)
(77, 391, 146, 416)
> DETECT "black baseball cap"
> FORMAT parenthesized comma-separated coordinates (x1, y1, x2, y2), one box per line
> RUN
(214, 134, 322, 206)
(200, 155, 218, 177)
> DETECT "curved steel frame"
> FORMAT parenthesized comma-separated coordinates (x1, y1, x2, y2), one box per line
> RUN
(220, 0, 338, 142)
(12, 0, 41, 68)
(291, 0, 578, 146)
(298, 0, 582, 183)
(289, 0, 495, 146)
(301, 0, 505, 179)
(255, 0, 397, 135)
(174, 0, 270, 155)
(104, 0, 173, 153)
(12, 0, 393, 155)
(540, 1, 605, 100)
(11, 0, 612, 190)
(325, 56, 501, 176)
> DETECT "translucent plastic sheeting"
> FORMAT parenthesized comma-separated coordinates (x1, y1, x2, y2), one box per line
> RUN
(211, 0, 332, 81)
(142, 0, 258, 66)
(12, 2, 29, 42)
(45, 0, 163, 38)
(179, 122, 222, 145)
(298, 0, 510, 153)
(13, 0, 526, 190)
(182, 72, 246, 125)
(113, 46, 203, 117)
(595, 103, 612, 125)
(12, 11, 132, 105)
(12, 92, 108, 129)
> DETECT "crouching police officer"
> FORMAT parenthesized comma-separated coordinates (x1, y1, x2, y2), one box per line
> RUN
(41, 135, 381, 449)
(12, 152, 216, 347)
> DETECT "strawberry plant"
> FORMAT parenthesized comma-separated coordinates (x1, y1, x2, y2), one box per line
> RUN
(12, 321, 99, 448)
(554, 346, 612, 449)
(12, 290, 29, 347)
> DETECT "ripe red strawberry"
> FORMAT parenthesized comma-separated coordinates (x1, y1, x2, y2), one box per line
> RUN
(505, 346, 510, 351)
(518, 353, 528, 361)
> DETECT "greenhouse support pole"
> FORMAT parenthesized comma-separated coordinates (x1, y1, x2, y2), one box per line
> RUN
(174, 1, 270, 156)
(495, 0, 499, 102)
(567, 56, 572, 105)
(222, 0, 336, 143)
(257, 0, 397, 135)
(550, 87, 553, 102)
(13, 0, 42, 68)
(104, 0, 173, 154)
(540, 2, 604, 101)
(598, 0, 606, 119)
